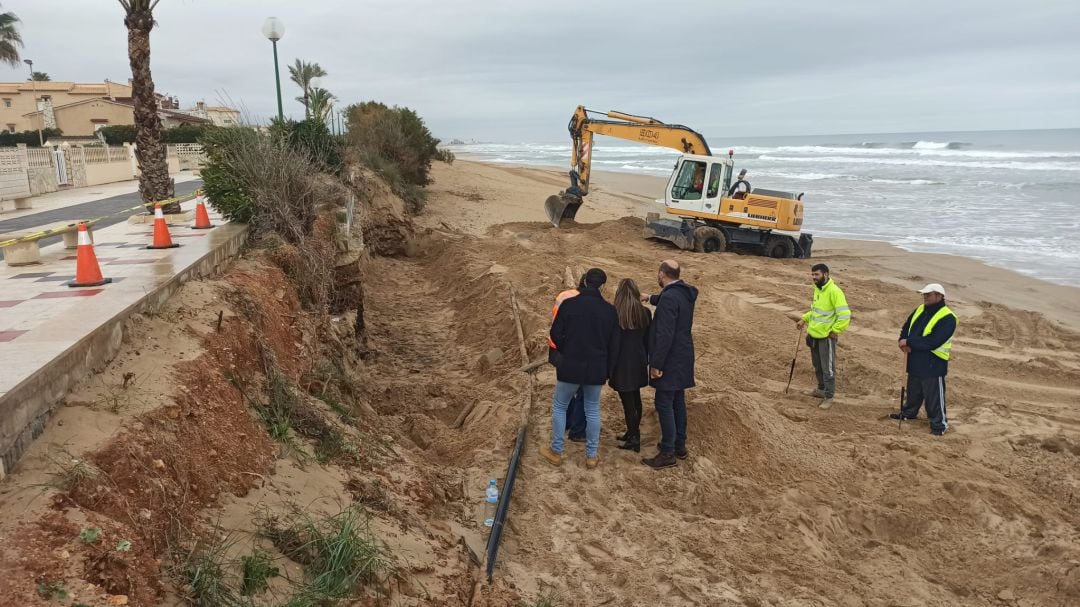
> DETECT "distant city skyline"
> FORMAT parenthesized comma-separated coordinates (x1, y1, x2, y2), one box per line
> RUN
(4, 0, 1079, 141)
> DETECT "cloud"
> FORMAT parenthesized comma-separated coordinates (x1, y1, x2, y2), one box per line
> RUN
(4, 0, 1078, 140)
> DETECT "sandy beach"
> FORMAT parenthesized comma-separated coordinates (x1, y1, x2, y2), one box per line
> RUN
(413, 159, 1080, 604)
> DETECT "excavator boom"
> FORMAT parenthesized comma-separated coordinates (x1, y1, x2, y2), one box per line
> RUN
(546, 106, 712, 227)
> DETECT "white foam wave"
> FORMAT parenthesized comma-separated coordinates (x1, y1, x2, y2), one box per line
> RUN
(913, 141, 953, 149)
(759, 154, 1080, 172)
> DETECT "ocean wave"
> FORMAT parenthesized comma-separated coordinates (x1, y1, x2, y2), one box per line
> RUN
(869, 178, 943, 185)
(759, 154, 1080, 172)
(912, 140, 967, 150)
(763, 144, 1080, 160)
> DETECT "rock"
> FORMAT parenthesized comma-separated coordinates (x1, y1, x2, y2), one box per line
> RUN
(998, 589, 1015, 601)
(107, 596, 129, 606)
(152, 459, 165, 470)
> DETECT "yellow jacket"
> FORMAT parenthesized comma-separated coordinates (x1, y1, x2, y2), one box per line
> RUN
(801, 279, 851, 339)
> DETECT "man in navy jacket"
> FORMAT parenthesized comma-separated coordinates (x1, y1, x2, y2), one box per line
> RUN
(640, 260, 698, 469)
(539, 268, 620, 469)
(893, 283, 958, 436)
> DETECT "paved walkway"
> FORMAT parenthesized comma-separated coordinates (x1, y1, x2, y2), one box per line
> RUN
(0, 197, 245, 475)
(0, 177, 203, 260)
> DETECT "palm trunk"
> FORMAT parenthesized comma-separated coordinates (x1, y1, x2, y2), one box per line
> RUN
(126, 10, 177, 213)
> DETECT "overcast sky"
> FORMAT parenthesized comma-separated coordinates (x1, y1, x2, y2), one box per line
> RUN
(4, 0, 1079, 142)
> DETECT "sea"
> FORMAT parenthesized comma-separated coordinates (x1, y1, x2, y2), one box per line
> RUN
(447, 128, 1080, 287)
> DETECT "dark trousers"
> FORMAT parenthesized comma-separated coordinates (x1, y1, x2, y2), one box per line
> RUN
(654, 389, 687, 454)
(809, 336, 837, 397)
(566, 387, 586, 439)
(902, 375, 948, 433)
(618, 389, 643, 440)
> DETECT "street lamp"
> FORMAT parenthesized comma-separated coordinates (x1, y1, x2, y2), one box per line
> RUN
(262, 17, 285, 122)
(24, 59, 43, 146)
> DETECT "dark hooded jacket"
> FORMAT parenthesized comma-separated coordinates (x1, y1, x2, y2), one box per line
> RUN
(648, 280, 698, 391)
(549, 288, 620, 385)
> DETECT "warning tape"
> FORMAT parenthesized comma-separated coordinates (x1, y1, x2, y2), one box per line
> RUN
(0, 190, 202, 249)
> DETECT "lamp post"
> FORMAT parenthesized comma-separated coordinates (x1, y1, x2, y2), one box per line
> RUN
(262, 17, 285, 122)
(24, 59, 43, 146)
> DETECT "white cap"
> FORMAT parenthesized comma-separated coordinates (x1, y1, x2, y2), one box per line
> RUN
(918, 283, 946, 296)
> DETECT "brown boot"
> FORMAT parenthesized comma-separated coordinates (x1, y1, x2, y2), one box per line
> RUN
(586, 456, 599, 469)
(538, 445, 563, 467)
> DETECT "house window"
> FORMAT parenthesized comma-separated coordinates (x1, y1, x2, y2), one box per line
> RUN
(6, 124, 15, 134)
(223, 118, 233, 124)
(2, 98, 10, 108)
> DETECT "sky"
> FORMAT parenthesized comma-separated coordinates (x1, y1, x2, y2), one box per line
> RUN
(4, 0, 1080, 142)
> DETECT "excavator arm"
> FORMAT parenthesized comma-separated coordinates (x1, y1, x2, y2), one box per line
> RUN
(546, 106, 712, 227)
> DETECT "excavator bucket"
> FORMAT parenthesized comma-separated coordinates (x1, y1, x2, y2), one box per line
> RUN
(544, 192, 583, 228)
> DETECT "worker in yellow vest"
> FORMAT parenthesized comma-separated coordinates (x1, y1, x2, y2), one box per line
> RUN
(796, 263, 851, 409)
(893, 283, 957, 436)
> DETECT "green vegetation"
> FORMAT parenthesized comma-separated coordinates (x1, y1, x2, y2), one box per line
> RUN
(520, 588, 563, 607)
(0, 5, 23, 67)
(35, 580, 68, 601)
(0, 128, 62, 147)
(79, 526, 102, 544)
(176, 538, 245, 607)
(346, 101, 443, 212)
(258, 504, 391, 602)
(98, 123, 207, 145)
(239, 550, 279, 596)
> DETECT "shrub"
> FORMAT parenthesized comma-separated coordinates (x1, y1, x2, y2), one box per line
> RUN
(345, 101, 441, 201)
(270, 118, 344, 174)
(100, 123, 207, 145)
(164, 123, 208, 144)
(0, 128, 62, 146)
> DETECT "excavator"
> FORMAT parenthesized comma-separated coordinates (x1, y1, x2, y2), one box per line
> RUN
(545, 106, 813, 258)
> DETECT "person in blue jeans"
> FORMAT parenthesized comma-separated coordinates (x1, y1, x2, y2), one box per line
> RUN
(639, 260, 698, 469)
(566, 389, 587, 442)
(539, 268, 620, 469)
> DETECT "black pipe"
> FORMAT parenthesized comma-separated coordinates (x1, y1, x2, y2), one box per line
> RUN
(485, 424, 527, 581)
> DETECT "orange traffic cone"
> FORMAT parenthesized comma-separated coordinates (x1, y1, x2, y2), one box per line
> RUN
(147, 203, 179, 249)
(68, 224, 112, 288)
(192, 195, 214, 229)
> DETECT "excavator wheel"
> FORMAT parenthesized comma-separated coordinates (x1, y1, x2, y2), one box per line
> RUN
(693, 226, 727, 253)
(765, 235, 796, 258)
(544, 192, 583, 228)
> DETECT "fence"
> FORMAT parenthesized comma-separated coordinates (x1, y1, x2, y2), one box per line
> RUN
(1, 142, 205, 201)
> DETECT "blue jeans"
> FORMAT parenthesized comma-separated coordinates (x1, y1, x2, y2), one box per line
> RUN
(567, 388, 586, 439)
(655, 389, 687, 454)
(551, 381, 602, 458)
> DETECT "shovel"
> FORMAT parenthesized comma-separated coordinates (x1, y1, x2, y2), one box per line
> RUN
(784, 330, 803, 394)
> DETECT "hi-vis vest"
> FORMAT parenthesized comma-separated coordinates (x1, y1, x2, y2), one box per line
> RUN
(801, 279, 851, 339)
(548, 289, 580, 349)
(908, 304, 957, 361)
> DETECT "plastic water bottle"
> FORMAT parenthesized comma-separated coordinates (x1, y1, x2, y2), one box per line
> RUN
(483, 479, 499, 527)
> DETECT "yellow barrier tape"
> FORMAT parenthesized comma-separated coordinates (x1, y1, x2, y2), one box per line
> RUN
(0, 190, 201, 249)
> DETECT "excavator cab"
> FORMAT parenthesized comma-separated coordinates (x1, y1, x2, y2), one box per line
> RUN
(665, 155, 732, 216)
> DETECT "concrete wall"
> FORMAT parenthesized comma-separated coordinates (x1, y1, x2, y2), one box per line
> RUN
(27, 166, 58, 195)
(85, 160, 133, 186)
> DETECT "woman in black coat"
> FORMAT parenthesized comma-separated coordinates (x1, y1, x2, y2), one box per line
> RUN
(609, 278, 651, 452)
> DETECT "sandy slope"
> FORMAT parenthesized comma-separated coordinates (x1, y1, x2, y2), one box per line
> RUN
(414, 159, 1080, 605)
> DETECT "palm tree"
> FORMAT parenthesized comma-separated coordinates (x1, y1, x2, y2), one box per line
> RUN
(118, 0, 175, 212)
(288, 59, 326, 119)
(0, 5, 22, 67)
(31, 71, 49, 81)
(308, 88, 337, 124)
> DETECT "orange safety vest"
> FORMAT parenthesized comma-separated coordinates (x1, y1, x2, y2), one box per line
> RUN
(548, 288, 580, 348)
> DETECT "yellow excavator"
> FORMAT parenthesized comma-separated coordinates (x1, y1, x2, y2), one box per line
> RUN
(545, 106, 813, 258)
